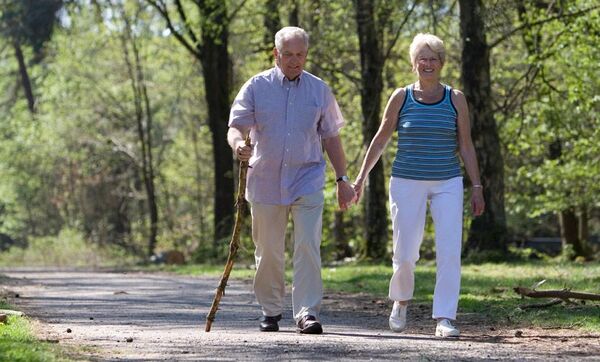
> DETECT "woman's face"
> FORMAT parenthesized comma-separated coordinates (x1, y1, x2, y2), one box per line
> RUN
(414, 46, 443, 81)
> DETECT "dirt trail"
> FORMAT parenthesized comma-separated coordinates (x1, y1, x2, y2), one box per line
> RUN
(2, 268, 599, 361)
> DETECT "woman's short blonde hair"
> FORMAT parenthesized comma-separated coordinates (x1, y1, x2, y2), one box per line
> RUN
(409, 33, 446, 70)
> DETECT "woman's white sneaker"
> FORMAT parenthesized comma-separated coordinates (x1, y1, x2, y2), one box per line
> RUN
(435, 319, 460, 337)
(388, 302, 407, 332)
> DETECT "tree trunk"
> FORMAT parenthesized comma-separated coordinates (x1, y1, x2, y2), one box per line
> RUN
(558, 208, 584, 257)
(263, 0, 281, 63)
(13, 41, 36, 114)
(333, 210, 352, 260)
(141, 85, 159, 258)
(578, 207, 588, 245)
(198, 2, 235, 255)
(191, 128, 206, 241)
(119, 5, 159, 257)
(459, 0, 508, 254)
(137, 50, 159, 258)
(354, 0, 388, 261)
(547, 138, 585, 258)
(146, 0, 236, 258)
(288, 0, 299, 26)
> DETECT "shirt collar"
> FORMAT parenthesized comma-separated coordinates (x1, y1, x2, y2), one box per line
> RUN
(274, 66, 302, 87)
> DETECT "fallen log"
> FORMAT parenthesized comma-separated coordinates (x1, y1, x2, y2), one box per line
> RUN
(513, 287, 600, 301)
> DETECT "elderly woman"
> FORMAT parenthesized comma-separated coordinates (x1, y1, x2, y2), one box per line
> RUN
(353, 33, 485, 337)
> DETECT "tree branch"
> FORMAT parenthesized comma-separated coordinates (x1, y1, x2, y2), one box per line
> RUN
(310, 62, 361, 86)
(494, 64, 540, 117)
(228, 0, 249, 22)
(146, 0, 201, 59)
(383, 0, 419, 63)
(174, 0, 199, 47)
(514, 287, 600, 301)
(490, 5, 600, 49)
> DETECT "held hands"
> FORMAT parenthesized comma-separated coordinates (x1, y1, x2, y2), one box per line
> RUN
(235, 140, 253, 162)
(336, 181, 356, 211)
(352, 178, 365, 203)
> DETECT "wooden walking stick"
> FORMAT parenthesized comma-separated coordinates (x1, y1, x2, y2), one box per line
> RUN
(205, 136, 251, 332)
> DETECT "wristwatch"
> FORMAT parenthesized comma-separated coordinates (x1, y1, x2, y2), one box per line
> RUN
(336, 175, 350, 183)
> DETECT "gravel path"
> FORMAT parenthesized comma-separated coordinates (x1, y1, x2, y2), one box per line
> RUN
(2, 268, 599, 361)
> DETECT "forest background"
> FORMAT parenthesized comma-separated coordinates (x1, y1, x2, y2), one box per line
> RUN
(0, 0, 598, 266)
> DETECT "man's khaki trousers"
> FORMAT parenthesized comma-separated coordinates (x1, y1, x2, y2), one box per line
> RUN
(250, 190, 324, 322)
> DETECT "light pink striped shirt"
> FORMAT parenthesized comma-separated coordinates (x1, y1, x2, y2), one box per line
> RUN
(228, 66, 345, 205)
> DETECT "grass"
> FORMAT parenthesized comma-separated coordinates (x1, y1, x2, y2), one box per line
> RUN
(459, 262, 600, 331)
(0, 301, 72, 362)
(174, 260, 600, 332)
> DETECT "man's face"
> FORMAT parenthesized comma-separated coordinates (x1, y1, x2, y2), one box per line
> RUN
(274, 36, 308, 80)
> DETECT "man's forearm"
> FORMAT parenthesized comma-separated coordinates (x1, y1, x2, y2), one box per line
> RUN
(322, 135, 347, 177)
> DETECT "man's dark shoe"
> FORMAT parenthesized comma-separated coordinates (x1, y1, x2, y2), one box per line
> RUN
(296, 315, 323, 334)
(259, 314, 282, 332)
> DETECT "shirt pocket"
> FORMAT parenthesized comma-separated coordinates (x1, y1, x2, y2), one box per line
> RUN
(255, 97, 284, 132)
(294, 104, 320, 134)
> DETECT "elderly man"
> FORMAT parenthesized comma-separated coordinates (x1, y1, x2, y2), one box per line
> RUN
(227, 26, 355, 334)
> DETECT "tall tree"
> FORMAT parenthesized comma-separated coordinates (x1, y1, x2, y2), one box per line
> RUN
(459, 0, 599, 256)
(147, 0, 241, 255)
(353, 0, 417, 260)
(353, 0, 386, 260)
(459, 0, 508, 254)
(118, 4, 159, 257)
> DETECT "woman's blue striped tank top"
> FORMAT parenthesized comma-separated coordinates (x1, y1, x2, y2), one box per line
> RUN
(391, 84, 462, 181)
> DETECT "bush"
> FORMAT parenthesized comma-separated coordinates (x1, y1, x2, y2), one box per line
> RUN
(0, 228, 138, 267)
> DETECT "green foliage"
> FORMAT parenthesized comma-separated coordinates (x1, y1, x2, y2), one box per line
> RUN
(557, 244, 578, 263)
(0, 228, 139, 267)
(462, 248, 513, 264)
(0, 109, 64, 238)
(501, 2, 600, 239)
(506, 245, 550, 261)
(0, 0, 599, 265)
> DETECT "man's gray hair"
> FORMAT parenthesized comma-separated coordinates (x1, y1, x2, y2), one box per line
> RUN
(275, 26, 309, 51)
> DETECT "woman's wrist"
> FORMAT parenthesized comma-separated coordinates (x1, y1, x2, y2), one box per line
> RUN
(354, 176, 365, 186)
